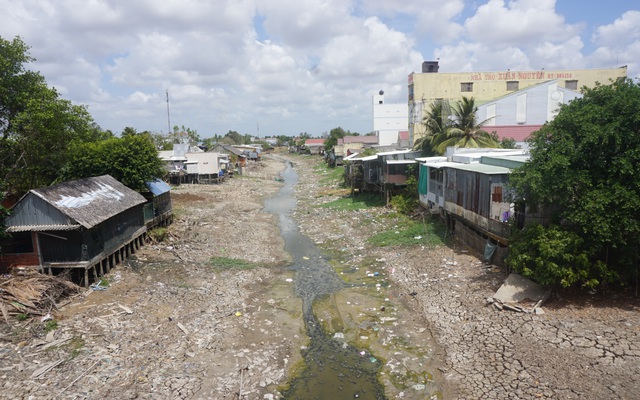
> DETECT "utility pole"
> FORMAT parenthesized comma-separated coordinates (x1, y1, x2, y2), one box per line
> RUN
(166, 89, 171, 135)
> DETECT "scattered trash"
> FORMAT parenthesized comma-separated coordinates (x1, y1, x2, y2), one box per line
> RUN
(41, 313, 53, 322)
(303, 256, 309, 260)
(118, 304, 133, 314)
(369, 357, 377, 363)
(176, 322, 189, 335)
(414, 236, 422, 240)
(413, 384, 426, 390)
(90, 283, 108, 291)
(285, 278, 293, 282)
(235, 311, 242, 317)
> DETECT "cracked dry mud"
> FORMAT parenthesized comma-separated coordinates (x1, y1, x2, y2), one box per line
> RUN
(1, 153, 639, 400)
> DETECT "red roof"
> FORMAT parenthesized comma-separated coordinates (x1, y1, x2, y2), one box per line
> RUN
(305, 138, 325, 145)
(398, 131, 409, 140)
(485, 125, 543, 141)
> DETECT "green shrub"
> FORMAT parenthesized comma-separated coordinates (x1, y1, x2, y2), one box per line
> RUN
(506, 224, 618, 288)
(149, 227, 169, 242)
(44, 320, 58, 332)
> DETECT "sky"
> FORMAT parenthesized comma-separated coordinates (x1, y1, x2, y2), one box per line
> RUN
(1, 0, 638, 139)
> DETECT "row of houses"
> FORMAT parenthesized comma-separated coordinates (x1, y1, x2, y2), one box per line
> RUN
(0, 175, 173, 286)
(159, 143, 263, 184)
(341, 146, 537, 264)
(0, 142, 268, 285)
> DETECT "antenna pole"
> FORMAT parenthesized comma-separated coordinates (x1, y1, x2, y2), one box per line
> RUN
(166, 89, 171, 134)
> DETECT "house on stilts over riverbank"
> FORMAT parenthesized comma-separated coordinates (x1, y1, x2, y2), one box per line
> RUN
(0, 175, 157, 286)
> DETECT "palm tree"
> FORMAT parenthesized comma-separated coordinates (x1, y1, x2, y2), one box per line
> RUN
(430, 96, 499, 155)
(413, 99, 450, 155)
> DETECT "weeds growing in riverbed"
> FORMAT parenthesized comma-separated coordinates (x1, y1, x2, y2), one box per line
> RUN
(208, 256, 260, 271)
(320, 193, 386, 210)
(368, 215, 448, 247)
(312, 162, 345, 185)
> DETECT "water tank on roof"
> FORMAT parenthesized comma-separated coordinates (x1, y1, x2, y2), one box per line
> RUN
(422, 61, 439, 73)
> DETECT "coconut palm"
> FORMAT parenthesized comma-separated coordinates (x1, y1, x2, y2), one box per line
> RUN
(430, 96, 499, 155)
(413, 99, 450, 155)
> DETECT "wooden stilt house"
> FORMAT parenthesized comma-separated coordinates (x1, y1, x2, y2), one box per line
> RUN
(0, 175, 147, 286)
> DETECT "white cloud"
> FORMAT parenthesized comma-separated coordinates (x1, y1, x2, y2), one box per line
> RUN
(590, 11, 640, 77)
(464, 0, 583, 48)
(0, 0, 637, 136)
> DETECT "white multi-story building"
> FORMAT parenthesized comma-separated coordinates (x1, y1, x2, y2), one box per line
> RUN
(372, 90, 408, 146)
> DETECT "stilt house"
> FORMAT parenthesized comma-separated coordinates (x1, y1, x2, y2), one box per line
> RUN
(0, 175, 147, 285)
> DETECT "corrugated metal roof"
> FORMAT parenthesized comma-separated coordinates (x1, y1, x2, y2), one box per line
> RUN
(486, 125, 542, 141)
(343, 153, 360, 161)
(7, 224, 81, 233)
(28, 175, 146, 229)
(425, 161, 511, 175)
(377, 149, 413, 156)
(386, 159, 416, 165)
(416, 156, 447, 163)
(146, 179, 171, 196)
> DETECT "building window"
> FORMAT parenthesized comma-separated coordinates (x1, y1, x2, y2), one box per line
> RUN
(506, 81, 519, 91)
(461, 82, 473, 92)
(492, 185, 503, 202)
(408, 84, 414, 101)
(565, 80, 578, 90)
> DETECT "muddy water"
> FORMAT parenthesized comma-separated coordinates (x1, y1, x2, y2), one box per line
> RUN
(265, 161, 387, 399)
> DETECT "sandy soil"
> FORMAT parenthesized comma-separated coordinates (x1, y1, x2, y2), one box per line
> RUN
(1, 152, 638, 400)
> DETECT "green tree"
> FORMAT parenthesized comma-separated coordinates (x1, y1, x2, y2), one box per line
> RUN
(323, 127, 348, 153)
(224, 130, 243, 145)
(0, 36, 96, 197)
(121, 126, 138, 137)
(172, 125, 200, 145)
(507, 78, 640, 288)
(430, 97, 499, 154)
(413, 99, 449, 155)
(498, 136, 518, 149)
(60, 134, 165, 191)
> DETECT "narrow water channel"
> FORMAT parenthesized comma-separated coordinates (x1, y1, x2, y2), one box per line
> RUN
(264, 160, 387, 399)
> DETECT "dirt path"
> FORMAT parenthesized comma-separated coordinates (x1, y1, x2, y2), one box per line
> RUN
(1, 153, 639, 400)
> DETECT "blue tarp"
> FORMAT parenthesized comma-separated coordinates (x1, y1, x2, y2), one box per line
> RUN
(145, 179, 171, 196)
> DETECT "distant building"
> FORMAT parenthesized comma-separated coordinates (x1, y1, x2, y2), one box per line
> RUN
(373, 90, 408, 146)
(477, 79, 583, 147)
(408, 62, 627, 145)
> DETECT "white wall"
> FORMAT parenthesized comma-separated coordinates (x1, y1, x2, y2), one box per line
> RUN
(372, 92, 408, 146)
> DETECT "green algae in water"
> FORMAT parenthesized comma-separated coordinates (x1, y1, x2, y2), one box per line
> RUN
(281, 318, 387, 399)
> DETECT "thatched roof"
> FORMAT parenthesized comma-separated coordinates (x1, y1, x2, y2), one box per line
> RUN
(5, 175, 146, 232)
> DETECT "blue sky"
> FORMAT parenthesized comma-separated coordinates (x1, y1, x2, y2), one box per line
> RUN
(1, 0, 638, 138)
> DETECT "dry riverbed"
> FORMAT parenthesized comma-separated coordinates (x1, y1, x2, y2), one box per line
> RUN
(1, 152, 639, 400)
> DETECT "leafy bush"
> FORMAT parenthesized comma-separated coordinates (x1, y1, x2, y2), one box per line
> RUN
(506, 224, 618, 288)
(149, 227, 168, 242)
(389, 169, 419, 215)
